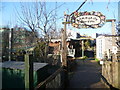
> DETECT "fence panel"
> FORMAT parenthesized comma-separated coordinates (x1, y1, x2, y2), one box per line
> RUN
(34, 67, 66, 89)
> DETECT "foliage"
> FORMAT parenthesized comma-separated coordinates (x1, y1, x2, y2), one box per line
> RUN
(34, 42, 47, 62)
(84, 40, 91, 50)
(16, 49, 25, 56)
(91, 46, 95, 51)
(95, 58, 101, 66)
(2, 28, 10, 61)
(83, 56, 88, 60)
(116, 21, 120, 35)
(116, 22, 120, 47)
(95, 58, 99, 62)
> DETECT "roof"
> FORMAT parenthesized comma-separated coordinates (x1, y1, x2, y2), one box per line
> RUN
(50, 38, 71, 43)
(1, 61, 48, 71)
(50, 39, 61, 43)
(72, 38, 95, 40)
(97, 35, 119, 39)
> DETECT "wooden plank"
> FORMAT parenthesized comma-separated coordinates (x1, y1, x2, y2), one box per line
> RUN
(34, 67, 63, 89)
(106, 19, 116, 22)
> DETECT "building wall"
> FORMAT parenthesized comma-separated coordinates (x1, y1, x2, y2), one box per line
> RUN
(96, 36, 112, 60)
(96, 36, 103, 59)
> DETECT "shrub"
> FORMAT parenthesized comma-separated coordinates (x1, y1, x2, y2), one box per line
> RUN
(95, 58, 99, 62)
(83, 56, 88, 60)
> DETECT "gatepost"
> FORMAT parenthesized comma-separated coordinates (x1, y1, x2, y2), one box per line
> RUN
(61, 12, 69, 88)
(24, 49, 34, 90)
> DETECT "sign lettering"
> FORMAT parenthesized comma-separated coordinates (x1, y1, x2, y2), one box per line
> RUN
(70, 11, 106, 29)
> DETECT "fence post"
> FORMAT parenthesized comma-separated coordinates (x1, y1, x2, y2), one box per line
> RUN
(24, 52, 33, 90)
(116, 51, 120, 89)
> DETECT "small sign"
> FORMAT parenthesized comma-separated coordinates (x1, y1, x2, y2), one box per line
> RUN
(71, 11, 106, 29)
(67, 48, 75, 57)
(100, 61, 103, 65)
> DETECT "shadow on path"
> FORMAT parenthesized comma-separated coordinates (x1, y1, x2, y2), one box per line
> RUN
(67, 60, 108, 88)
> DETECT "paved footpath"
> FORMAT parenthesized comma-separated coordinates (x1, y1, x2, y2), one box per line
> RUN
(67, 60, 109, 89)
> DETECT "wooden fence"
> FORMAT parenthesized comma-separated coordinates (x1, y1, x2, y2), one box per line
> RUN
(34, 67, 67, 89)
(102, 53, 120, 89)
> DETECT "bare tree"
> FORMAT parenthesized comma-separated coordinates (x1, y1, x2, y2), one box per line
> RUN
(16, 1, 64, 62)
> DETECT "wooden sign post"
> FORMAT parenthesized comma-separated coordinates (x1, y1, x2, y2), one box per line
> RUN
(61, 27, 67, 67)
(61, 13, 68, 67)
(61, 12, 69, 87)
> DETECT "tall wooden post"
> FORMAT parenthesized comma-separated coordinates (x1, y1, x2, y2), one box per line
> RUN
(61, 12, 68, 88)
(111, 20, 116, 46)
(25, 52, 33, 90)
(61, 13, 67, 67)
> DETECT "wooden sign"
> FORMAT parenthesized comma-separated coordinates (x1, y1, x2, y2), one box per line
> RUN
(71, 11, 106, 29)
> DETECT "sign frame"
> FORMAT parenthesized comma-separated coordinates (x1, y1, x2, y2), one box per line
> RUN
(70, 11, 106, 29)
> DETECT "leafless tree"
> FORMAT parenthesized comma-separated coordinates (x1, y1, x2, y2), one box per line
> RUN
(16, 1, 64, 62)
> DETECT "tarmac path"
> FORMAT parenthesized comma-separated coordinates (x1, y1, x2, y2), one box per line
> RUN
(67, 60, 109, 89)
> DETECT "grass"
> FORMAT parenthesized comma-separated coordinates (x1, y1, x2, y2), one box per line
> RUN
(95, 58, 101, 66)
(95, 58, 99, 62)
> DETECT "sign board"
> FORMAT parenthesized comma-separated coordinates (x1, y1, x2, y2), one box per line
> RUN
(100, 61, 103, 65)
(67, 29, 77, 39)
(67, 48, 75, 57)
(71, 11, 106, 29)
